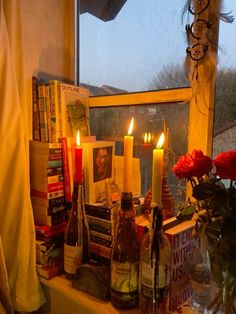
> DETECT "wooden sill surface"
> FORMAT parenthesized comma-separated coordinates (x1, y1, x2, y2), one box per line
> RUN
(40, 274, 196, 314)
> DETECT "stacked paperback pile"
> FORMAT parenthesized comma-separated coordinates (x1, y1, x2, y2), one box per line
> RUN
(35, 223, 66, 279)
(85, 202, 119, 265)
(30, 140, 68, 279)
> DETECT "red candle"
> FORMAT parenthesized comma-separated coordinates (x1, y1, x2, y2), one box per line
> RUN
(74, 131, 83, 184)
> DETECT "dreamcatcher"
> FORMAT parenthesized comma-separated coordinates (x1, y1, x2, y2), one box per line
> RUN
(183, 0, 234, 102)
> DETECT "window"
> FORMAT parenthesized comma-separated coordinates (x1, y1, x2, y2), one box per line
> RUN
(80, 0, 189, 95)
(79, 1, 226, 207)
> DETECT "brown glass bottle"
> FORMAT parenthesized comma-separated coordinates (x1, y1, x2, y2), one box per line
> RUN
(139, 206, 171, 314)
(110, 192, 139, 309)
(64, 183, 90, 278)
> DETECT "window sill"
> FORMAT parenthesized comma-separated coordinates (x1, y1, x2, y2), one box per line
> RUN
(40, 274, 197, 314)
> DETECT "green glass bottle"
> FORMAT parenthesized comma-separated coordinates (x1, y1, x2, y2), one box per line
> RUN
(110, 192, 139, 309)
(64, 183, 90, 278)
(139, 206, 171, 314)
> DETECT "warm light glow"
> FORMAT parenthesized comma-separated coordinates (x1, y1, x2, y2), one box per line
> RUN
(144, 132, 152, 143)
(76, 130, 81, 146)
(144, 132, 148, 143)
(127, 117, 134, 135)
(156, 132, 164, 149)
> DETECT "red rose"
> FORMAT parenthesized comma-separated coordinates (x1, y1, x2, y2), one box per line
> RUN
(213, 150, 236, 181)
(172, 150, 212, 179)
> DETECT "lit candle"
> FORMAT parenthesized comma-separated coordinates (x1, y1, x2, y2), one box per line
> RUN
(74, 131, 83, 184)
(152, 132, 164, 206)
(123, 118, 134, 193)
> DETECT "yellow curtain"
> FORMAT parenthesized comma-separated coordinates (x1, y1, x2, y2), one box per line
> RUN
(0, 0, 73, 311)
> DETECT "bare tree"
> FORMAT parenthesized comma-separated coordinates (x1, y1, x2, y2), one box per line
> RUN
(150, 64, 236, 132)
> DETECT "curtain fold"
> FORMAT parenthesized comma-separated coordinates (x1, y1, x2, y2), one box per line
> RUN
(0, 0, 45, 311)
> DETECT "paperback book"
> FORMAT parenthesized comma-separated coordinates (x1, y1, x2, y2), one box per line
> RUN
(164, 219, 199, 311)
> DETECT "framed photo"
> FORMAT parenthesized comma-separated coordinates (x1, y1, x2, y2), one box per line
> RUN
(81, 141, 115, 203)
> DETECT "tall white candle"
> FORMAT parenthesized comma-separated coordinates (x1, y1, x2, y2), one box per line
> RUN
(123, 118, 134, 193)
(152, 132, 164, 206)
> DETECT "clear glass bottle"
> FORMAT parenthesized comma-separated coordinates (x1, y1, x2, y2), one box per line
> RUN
(110, 192, 139, 309)
(64, 183, 90, 278)
(140, 205, 171, 314)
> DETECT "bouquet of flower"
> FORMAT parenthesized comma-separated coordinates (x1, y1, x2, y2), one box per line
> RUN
(172, 149, 236, 314)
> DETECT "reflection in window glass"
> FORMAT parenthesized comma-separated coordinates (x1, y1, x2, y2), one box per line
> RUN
(89, 102, 189, 209)
(213, 1, 236, 157)
(80, 0, 189, 95)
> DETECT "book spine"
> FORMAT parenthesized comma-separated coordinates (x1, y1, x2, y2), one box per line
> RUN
(85, 205, 116, 221)
(90, 234, 112, 248)
(46, 174, 64, 184)
(34, 209, 68, 227)
(32, 203, 67, 217)
(38, 83, 49, 142)
(35, 222, 66, 237)
(31, 188, 64, 200)
(31, 153, 62, 161)
(45, 84, 52, 143)
(60, 137, 72, 202)
(89, 229, 113, 242)
(30, 141, 62, 149)
(31, 195, 65, 208)
(36, 236, 64, 252)
(86, 215, 116, 236)
(47, 166, 63, 176)
(89, 242, 112, 259)
(36, 262, 63, 279)
(49, 80, 61, 142)
(90, 252, 110, 265)
(32, 76, 41, 141)
(47, 181, 64, 192)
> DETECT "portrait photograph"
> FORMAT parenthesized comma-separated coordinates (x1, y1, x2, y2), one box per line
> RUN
(93, 146, 113, 183)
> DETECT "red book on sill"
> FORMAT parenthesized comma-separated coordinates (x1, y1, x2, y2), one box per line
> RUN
(36, 261, 63, 280)
(35, 222, 66, 238)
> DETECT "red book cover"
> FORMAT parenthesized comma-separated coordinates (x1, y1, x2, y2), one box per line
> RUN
(164, 220, 199, 311)
(60, 137, 72, 202)
(48, 181, 64, 192)
(35, 222, 66, 238)
(36, 260, 63, 279)
(31, 188, 64, 200)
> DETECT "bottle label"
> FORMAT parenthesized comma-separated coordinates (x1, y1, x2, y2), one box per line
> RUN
(141, 262, 170, 289)
(111, 261, 138, 293)
(64, 243, 82, 274)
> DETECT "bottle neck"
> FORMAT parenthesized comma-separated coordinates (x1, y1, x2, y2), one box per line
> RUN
(70, 183, 84, 218)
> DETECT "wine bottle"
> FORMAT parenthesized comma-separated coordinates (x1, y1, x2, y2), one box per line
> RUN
(64, 183, 90, 278)
(110, 192, 139, 309)
(139, 205, 171, 314)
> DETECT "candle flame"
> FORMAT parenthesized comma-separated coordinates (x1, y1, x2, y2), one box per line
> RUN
(144, 132, 147, 143)
(144, 132, 151, 143)
(76, 130, 81, 146)
(156, 132, 164, 149)
(127, 117, 134, 135)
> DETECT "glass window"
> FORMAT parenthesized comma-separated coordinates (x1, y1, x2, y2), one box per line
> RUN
(89, 101, 190, 207)
(80, 0, 189, 95)
(213, 0, 236, 157)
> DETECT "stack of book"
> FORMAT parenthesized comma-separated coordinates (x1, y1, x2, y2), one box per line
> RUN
(35, 223, 66, 279)
(29, 140, 69, 279)
(29, 140, 68, 227)
(85, 202, 119, 265)
(32, 76, 90, 143)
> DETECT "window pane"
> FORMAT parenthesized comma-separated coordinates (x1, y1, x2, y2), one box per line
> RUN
(213, 0, 236, 157)
(89, 102, 190, 208)
(80, 0, 189, 95)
